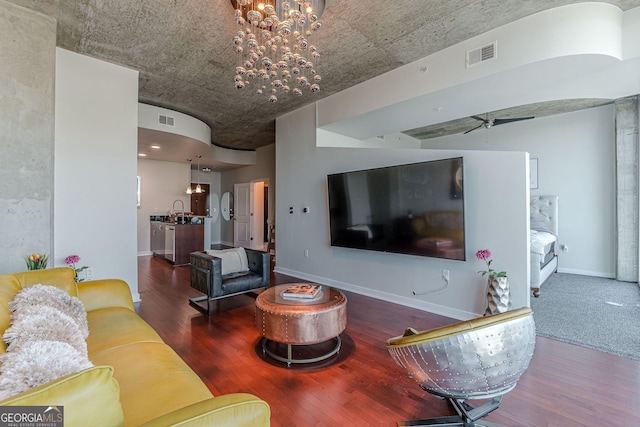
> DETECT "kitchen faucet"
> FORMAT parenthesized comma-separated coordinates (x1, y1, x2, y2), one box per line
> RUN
(172, 199, 185, 224)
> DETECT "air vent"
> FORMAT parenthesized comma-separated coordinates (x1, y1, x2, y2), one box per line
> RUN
(466, 41, 497, 68)
(158, 114, 175, 126)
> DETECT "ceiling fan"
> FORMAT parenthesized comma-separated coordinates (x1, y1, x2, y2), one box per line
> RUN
(463, 113, 535, 134)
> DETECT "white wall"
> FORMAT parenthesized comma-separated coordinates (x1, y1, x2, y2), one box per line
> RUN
(54, 48, 140, 300)
(275, 104, 530, 320)
(420, 105, 616, 277)
(139, 103, 211, 145)
(136, 159, 191, 254)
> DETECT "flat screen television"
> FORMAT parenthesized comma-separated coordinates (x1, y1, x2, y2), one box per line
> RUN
(327, 157, 465, 261)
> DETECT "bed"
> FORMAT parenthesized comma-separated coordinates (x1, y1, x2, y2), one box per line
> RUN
(530, 195, 559, 297)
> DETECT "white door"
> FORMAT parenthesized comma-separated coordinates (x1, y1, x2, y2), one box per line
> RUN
(252, 181, 265, 250)
(234, 183, 251, 248)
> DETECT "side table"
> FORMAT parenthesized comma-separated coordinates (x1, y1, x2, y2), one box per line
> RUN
(255, 284, 347, 366)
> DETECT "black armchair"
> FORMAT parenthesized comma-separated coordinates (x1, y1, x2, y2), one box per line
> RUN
(189, 248, 270, 315)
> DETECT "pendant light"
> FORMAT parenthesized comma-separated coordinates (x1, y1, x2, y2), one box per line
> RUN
(185, 158, 193, 194)
(195, 155, 204, 193)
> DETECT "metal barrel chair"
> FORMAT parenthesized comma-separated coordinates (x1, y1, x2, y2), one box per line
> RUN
(387, 307, 535, 427)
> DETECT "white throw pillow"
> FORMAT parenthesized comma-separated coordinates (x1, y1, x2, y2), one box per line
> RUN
(10, 284, 88, 339)
(4, 305, 88, 356)
(206, 247, 249, 275)
(0, 340, 93, 400)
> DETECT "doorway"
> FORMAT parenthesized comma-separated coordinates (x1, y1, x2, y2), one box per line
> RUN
(233, 179, 270, 250)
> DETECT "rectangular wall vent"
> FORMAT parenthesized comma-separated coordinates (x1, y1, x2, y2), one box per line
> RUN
(466, 41, 497, 68)
(158, 114, 175, 126)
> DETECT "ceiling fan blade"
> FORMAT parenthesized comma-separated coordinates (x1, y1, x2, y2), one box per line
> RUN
(463, 124, 485, 134)
(493, 116, 535, 126)
(469, 115, 489, 123)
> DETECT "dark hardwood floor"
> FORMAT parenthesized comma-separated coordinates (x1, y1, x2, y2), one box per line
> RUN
(136, 255, 640, 426)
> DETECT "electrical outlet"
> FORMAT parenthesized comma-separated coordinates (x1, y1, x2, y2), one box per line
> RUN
(442, 269, 450, 283)
(85, 267, 94, 278)
(304, 249, 309, 258)
(561, 244, 569, 253)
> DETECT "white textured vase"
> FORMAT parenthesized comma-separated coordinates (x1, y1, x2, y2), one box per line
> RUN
(484, 275, 512, 316)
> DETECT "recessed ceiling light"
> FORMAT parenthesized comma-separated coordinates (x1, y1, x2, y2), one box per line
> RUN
(138, 153, 147, 157)
(151, 145, 160, 149)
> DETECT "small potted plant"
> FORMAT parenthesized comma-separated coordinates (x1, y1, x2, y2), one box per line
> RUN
(24, 253, 49, 270)
(476, 249, 511, 316)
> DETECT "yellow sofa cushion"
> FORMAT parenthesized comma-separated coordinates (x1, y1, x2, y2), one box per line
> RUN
(0, 366, 124, 427)
(90, 342, 213, 427)
(77, 279, 135, 312)
(86, 307, 163, 355)
(11, 268, 78, 296)
(139, 394, 272, 427)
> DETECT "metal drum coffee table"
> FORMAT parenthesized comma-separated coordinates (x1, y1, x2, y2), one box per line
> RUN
(255, 284, 347, 366)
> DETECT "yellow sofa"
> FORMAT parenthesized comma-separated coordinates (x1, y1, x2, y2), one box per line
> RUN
(0, 267, 270, 427)
(410, 210, 464, 243)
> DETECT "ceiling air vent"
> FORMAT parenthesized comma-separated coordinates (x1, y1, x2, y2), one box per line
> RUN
(466, 41, 497, 68)
(158, 114, 175, 126)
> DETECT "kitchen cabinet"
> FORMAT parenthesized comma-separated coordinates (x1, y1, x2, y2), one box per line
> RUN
(190, 183, 210, 216)
(150, 221, 166, 257)
(150, 219, 204, 265)
(174, 224, 204, 265)
(165, 225, 175, 263)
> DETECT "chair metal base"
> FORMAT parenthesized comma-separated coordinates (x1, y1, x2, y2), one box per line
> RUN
(188, 287, 265, 315)
(398, 396, 504, 427)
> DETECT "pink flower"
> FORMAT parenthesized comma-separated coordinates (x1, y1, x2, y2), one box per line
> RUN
(475, 249, 491, 261)
(476, 248, 507, 278)
(65, 255, 80, 265)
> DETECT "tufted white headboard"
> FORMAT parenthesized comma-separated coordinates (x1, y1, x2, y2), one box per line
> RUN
(530, 195, 559, 235)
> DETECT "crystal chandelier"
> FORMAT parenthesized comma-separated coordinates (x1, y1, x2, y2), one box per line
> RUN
(231, 0, 324, 103)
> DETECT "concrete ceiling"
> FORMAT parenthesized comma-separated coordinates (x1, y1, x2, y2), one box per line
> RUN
(9, 0, 640, 157)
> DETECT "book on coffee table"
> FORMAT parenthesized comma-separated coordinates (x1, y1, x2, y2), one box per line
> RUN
(281, 284, 321, 299)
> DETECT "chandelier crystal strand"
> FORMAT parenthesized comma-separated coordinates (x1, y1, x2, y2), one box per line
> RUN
(232, 0, 322, 102)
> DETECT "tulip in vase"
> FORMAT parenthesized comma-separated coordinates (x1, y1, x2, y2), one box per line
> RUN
(476, 249, 512, 316)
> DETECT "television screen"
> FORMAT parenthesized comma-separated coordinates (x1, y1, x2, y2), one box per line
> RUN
(327, 157, 465, 261)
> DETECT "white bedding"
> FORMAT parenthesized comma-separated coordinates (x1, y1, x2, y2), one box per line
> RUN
(530, 230, 556, 256)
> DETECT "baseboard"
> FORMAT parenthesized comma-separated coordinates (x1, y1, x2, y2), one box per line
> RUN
(273, 266, 476, 321)
(557, 267, 615, 279)
(138, 251, 153, 256)
(132, 292, 141, 303)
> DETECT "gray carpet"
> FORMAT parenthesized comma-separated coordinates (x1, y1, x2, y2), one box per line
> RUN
(530, 273, 640, 361)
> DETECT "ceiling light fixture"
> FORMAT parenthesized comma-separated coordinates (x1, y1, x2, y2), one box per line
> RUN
(231, 0, 324, 102)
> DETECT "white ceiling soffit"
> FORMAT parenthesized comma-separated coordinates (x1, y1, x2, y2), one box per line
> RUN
(316, 3, 640, 140)
(137, 103, 256, 170)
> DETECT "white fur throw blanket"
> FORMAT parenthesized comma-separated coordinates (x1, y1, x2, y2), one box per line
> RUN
(0, 285, 92, 400)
